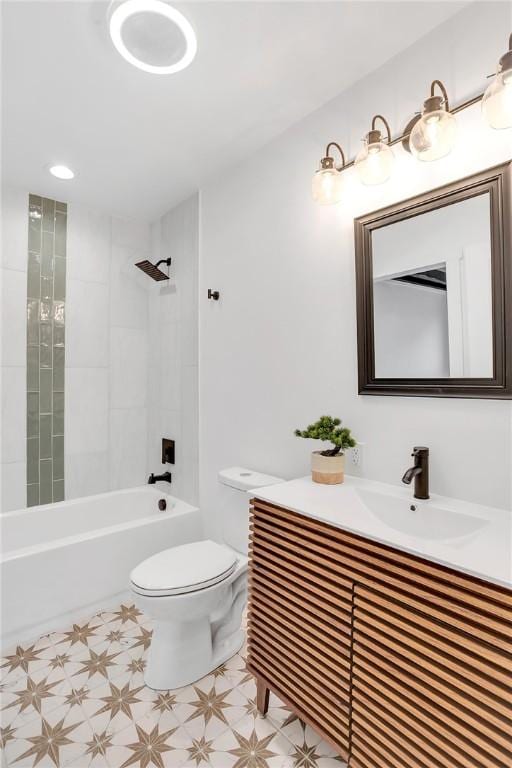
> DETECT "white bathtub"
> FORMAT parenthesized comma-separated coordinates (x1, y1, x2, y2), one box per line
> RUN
(0, 486, 201, 649)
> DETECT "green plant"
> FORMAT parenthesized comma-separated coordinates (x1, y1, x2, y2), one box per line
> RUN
(294, 416, 356, 457)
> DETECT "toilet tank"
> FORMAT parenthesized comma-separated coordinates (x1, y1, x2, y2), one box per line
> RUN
(217, 467, 284, 555)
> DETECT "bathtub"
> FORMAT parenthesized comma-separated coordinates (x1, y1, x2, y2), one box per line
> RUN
(0, 486, 201, 649)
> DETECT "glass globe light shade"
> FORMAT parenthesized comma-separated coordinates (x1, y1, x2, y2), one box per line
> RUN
(482, 67, 512, 129)
(355, 134, 394, 185)
(409, 98, 457, 162)
(312, 165, 343, 205)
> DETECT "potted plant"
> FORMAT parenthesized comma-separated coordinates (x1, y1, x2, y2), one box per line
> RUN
(294, 416, 356, 485)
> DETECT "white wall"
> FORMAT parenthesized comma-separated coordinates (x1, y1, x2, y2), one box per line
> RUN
(147, 194, 199, 505)
(373, 281, 450, 378)
(199, 0, 512, 537)
(1, 189, 153, 509)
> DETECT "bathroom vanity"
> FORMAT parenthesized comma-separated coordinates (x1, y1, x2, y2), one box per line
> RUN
(246, 476, 512, 768)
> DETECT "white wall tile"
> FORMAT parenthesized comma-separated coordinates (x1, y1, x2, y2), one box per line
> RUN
(159, 408, 182, 443)
(1, 367, 25, 463)
(111, 217, 151, 252)
(180, 314, 198, 367)
(157, 282, 179, 324)
(66, 368, 109, 455)
(160, 320, 179, 363)
(147, 194, 199, 505)
(1, 461, 26, 511)
(110, 327, 148, 409)
(66, 279, 109, 367)
(159, 353, 180, 413)
(110, 246, 149, 330)
(181, 461, 198, 506)
(181, 365, 198, 460)
(65, 451, 110, 500)
(109, 407, 147, 489)
(2, 268, 26, 367)
(67, 205, 110, 284)
(1, 186, 28, 272)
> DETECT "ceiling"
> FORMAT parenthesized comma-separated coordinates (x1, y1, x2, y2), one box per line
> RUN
(2, 1, 466, 220)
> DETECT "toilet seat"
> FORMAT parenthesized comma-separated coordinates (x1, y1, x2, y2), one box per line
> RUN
(130, 539, 239, 597)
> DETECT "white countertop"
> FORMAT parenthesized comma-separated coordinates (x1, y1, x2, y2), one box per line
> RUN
(250, 475, 512, 589)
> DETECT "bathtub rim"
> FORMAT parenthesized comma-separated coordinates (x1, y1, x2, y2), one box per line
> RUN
(1, 484, 187, 519)
(1, 486, 199, 562)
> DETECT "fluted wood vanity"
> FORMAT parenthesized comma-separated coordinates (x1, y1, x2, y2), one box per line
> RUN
(246, 479, 512, 768)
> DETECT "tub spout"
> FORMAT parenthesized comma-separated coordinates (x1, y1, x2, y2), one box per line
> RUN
(148, 472, 172, 484)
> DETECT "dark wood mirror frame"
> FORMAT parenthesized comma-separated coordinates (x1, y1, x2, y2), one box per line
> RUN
(354, 162, 512, 399)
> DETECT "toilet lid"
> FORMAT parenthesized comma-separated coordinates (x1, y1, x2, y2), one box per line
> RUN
(130, 540, 238, 596)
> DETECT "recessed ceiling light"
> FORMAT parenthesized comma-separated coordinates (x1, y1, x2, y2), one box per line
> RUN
(49, 164, 75, 180)
(109, 0, 197, 75)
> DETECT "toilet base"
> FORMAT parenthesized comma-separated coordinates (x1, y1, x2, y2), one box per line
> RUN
(144, 620, 245, 691)
(132, 549, 248, 691)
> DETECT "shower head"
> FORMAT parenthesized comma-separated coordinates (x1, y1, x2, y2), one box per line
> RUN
(135, 258, 171, 281)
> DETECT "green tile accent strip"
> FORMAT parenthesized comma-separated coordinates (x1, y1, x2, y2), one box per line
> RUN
(27, 484, 39, 507)
(26, 195, 67, 506)
(40, 459, 53, 505)
(27, 392, 39, 439)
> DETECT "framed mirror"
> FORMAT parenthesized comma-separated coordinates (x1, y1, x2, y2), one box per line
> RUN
(354, 162, 511, 398)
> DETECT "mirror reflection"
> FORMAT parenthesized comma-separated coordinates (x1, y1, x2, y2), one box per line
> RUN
(371, 193, 493, 379)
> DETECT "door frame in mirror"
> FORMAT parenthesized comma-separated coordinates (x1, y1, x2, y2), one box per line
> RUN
(354, 161, 512, 398)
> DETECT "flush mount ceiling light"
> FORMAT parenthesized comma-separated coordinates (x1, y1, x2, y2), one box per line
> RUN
(109, 0, 197, 75)
(311, 143, 345, 205)
(48, 164, 75, 180)
(482, 33, 512, 129)
(355, 114, 394, 185)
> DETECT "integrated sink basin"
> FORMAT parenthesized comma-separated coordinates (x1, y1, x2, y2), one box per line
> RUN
(356, 488, 489, 540)
(250, 473, 511, 587)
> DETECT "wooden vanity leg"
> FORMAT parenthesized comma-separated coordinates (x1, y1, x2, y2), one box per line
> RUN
(256, 678, 270, 716)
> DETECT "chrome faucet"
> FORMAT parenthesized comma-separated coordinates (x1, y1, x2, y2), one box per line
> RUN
(402, 447, 429, 500)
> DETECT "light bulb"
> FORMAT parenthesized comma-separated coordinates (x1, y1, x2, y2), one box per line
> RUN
(312, 148, 344, 205)
(483, 67, 512, 129)
(355, 130, 394, 185)
(312, 168, 342, 205)
(410, 94, 457, 162)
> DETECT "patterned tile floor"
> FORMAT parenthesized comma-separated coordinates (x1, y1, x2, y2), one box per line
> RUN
(1, 604, 347, 768)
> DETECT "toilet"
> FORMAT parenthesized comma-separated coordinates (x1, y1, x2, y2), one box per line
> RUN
(130, 466, 283, 690)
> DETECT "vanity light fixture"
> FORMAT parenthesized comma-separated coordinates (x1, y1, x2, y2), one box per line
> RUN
(409, 80, 457, 162)
(355, 114, 394, 185)
(48, 164, 75, 180)
(482, 33, 512, 129)
(312, 33, 511, 204)
(311, 142, 345, 205)
(109, 0, 197, 75)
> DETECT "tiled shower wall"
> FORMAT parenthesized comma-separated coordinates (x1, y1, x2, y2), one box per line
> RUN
(147, 193, 199, 505)
(26, 195, 67, 506)
(2, 186, 198, 511)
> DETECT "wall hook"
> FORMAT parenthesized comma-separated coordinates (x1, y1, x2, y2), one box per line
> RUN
(208, 289, 220, 300)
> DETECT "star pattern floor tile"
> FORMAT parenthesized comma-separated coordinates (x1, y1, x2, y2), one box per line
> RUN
(1, 605, 347, 768)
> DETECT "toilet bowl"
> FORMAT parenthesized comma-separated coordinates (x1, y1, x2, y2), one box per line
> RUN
(131, 539, 247, 689)
(130, 466, 283, 690)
